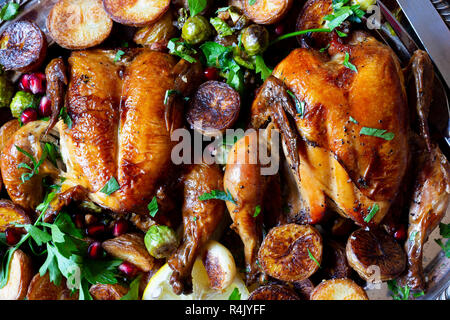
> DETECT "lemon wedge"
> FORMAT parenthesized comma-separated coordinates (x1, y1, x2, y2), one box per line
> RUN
(142, 240, 249, 300)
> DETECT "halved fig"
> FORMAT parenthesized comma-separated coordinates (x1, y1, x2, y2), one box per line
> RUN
(103, 0, 171, 27)
(0, 21, 47, 73)
(0, 200, 32, 232)
(47, 0, 113, 50)
(346, 228, 406, 282)
(89, 283, 128, 300)
(293, 279, 315, 300)
(243, 0, 293, 25)
(248, 284, 300, 300)
(186, 81, 241, 137)
(202, 240, 237, 291)
(0, 250, 33, 300)
(26, 273, 78, 300)
(258, 223, 323, 282)
(102, 233, 155, 272)
(310, 278, 368, 300)
(0, 120, 20, 153)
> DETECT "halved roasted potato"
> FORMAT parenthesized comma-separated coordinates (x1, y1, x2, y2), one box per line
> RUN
(0, 200, 32, 232)
(258, 223, 323, 282)
(310, 278, 369, 300)
(243, 0, 293, 25)
(0, 250, 33, 300)
(0, 21, 47, 73)
(103, 0, 171, 27)
(89, 283, 128, 300)
(0, 120, 20, 153)
(47, 0, 113, 50)
(295, 0, 333, 48)
(102, 233, 155, 272)
(26, 273, 78, 300)
(248, 284, 300, 300)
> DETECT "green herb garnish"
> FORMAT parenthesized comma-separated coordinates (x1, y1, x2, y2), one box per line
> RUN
(121, 275, 142, 300)
(198, 189, 237, 205)
(435, 222, 450, 258)
(307, 248, 321, 267)
(253, 205, 261, 218)
(254, 55, 272, 81)
(114, 50, 125, 63)
(287, 90, 305, 118)
(360, 127, 395, 141)
(168, 38, 197, 63)
(349, 116, 358, 124)
(16, 145, 48, 183)
(0, 2, 20, 21)
(210, 17, 234, 38)
(188, 0, 207, 17)
(99, 177, 120, 195)
(387, 280, 424, 300)
(228, 287, 241, 300)
(343, 52, 357, 72)
(148, 196, 159, 218)
(164, 89, 181, 105)
(364, 203, 379, 223)
(59, 107, 73, 129)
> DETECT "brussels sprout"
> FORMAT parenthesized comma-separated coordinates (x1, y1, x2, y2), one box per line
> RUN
(0, 74, 13, 108)
(144, 225, 178, 259)
(10, 91, 37, 118)
(182, 16, 213, 45)
(351, 0, 376, 11)
(240, 24, 269, 56)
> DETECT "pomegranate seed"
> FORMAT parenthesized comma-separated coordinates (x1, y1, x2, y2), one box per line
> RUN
(5, 228, 21, 246)
(38, 96, 52, 117)
(36, 72, 46, 82)
(118, 261, 138, 277)
(20, 108, 38, 125)
(28, 73, 45, 95)
(274, 24, 285, 36)
(394, 225, 406, 241)
(113, 219, 129, 237)
(73, 213, 85, 229)
(86, 224, 106, 238)
(204, 67, 218, 81)
(87, 241, 103, 259)
(19, 74, 31, 92)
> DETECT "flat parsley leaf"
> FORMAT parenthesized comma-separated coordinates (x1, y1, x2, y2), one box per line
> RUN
(59, 106, 73, 129)
(248, 0, 257, 5)
(253, 205, 261, 218)
(0, 2, 20, 21)
(360, 127, 395, 141)
(198, 189, 237, 205)
(387, 280, 424, 300)
(114, 50, 125, 63)
(188, 0, 207, 17)
(99, 177, 120, 196)
(254, 55, 272, 81)
(168, 38, 197, 63)
(435, 222, 450, 258)
(228, 287, 241, 300)
(148, 196, 159, 218)
(15, 145, 48, 183)
(120, 275, 142, 300)
(343, 52, 357, 72)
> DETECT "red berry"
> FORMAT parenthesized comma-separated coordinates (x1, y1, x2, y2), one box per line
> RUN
(274, 24, 284, 36)
(118, 261, 138, 277)
(28, 73, 46, 95)
(86, 224, 106, 238)
(19, 74, 31, 92)
(394, 225, 406, 241)
(20, 108, 38, 125)
(5, 228, 21, 246)
(87, 241, 103, 259)
(38, 96, 52, 117)
(204, 67, 218, 81)
(113, 219, 129, 237)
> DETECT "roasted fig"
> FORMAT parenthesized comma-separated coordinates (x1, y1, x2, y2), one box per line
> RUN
(310, 278, 369, 300)
(248, 284, 300, 300)
(103, 0, 170, 27)
(318, 240, 352, 280)
(243, 0, 293, 25)
(293, 279, 315, 300)
(26, 273, 78, 300)
(186, 81, 241, 136)
(89, 283, 128, 300)
(102, 233, 155, 272)
(0, 200, 32, 232)
(258, 223, 323, 282)
(0, 21, 47, 73)
(0, 250, 33, 300)
(47, 0, 113, 50)
(346, 229, 406, 282)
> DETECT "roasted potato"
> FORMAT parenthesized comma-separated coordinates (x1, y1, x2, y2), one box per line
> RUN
(89, 283, 128, 300)
(318, 240, 352, 280)
(0, 21, 47, 73)
(243, 0, 293, 25)
(186, 81, 241, 136)
(47, 0, 113, 50)
(248, 284, 300, 300)
(102, 233, 155, 272)
(133, 10, 176, 51)
(0, 200, 32, 232)
(258, 224, 323, 282)
(0, 250, 33, 300)
(310, 279, 369, 300)
(295, 0, 333, 48)
(26, 273, 78, 300)
(0, 120, 20, 153)
(103, 0, 171, 27)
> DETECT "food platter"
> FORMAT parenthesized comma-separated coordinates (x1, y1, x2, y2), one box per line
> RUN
(0, 0, 449, 300)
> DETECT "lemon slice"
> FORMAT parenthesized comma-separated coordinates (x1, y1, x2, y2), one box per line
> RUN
(143, 241, 249, 300)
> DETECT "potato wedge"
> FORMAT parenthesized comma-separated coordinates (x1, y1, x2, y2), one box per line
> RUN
(89, 283, 128, 300)
(0, 200, 32, 232)
(244, 0, 293, 25)
(310, 279, 369, 300)
(0, 250, 33, 300)
(0, 120, 20, 153)
(0, 21, 47, 73)
(102, 233, 155, 272)
(248, 284, 300, 300)
(258, 223, 322, 282)
(26, 273, 78, 300)
(47, 0, 113, 50)
(103, 0, 171, 27)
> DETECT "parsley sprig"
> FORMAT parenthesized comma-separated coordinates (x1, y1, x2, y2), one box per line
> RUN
(387, 280, 425, 300)
(15, 145, 48, 183)
(435, 222, 450, 258)
(198, 189, 237, 205)
(168, 38, 198, 63)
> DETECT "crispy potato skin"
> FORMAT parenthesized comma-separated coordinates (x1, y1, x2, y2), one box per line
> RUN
(296, 0, 333, 48)
(89, 283, 128, 300)
(310, 278, 368, 300)
(47, 0, 113, 50)
(26, 273, 78, 300)
(0, 200, 31, 232)
(244, 0, 293, 25)
(269, 32, 408, 225)
(258, 223, 322, 282)
(60, 49, 178, 214)
(0, 21, 47, 73)
(248, 284, 300, 300)
(103, 0, 171, 27)
(0, 250, 33, 300)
